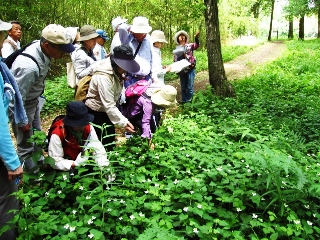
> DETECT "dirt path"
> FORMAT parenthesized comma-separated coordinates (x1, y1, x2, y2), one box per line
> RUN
(172, 41, 287, 99)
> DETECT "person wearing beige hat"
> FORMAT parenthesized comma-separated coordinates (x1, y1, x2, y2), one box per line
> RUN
(118, 16, 155, 88)
(71, 25, 99, 81)
(0, 19, 24, 240)
(122, 84, 177, 149)
(10, 24, 75, 172)
(150, 30, 171, 84)
(173, 30, 200, 103)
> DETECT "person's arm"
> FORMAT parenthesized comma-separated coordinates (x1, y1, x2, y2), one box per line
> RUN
(118, 23, 131, 45)
(73, 49, 96, 79)
(48, 134, 75, 171)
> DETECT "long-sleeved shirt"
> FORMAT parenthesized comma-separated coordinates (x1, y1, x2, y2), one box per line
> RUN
(85, 58, 129, 127)
(93, 43, 107, 61)
(151, 47, 167, 84)
(11, 40, 51, 102)
(173, 38, 200, 65)
(118, 24, 154, 76)
(0, 71, 20, 171)
(110, 32, 121, 54)
(71, 47, 96, 80)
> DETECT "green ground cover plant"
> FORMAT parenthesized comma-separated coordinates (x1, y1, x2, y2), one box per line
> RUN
(2, 40, 320, 239)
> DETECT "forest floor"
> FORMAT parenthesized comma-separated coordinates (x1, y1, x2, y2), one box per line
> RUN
(170, 40, 287, 102)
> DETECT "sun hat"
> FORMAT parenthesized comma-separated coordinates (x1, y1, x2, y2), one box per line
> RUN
(42, 24, 75, 53)
(151, 85, 178, 107)
(0, 19, 12, 31)
(150, 30, 168, 43)
(130, 16, 152, 34)
(174, 30, 189, 45)
(66, 26, 79, 43)
(111, 16, 128, 31)
(78, 25, 99, 41)
(111, 44, 140, 73)
(96, 29, 109, 40)
(63, 101, 94, 127)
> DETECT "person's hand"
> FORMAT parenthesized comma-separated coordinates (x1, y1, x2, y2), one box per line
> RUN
(195, 31, 200, 38)
(125, 122, 135, 133)
(19, 123, 31, 132)
(165, 65, 172, 72)
(8, 165, 23, 182)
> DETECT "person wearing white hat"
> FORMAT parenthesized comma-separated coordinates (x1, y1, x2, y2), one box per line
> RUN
(0, 19, 24, 240)
(71, 25, 99, 82)
(118, 16, 155, 88)
(150, 30, 171, 84)
(10, 24, 75, 172)
(173, 30, 200, 103)
(122, 84, 177, 149)
(110, 16, 128, 54)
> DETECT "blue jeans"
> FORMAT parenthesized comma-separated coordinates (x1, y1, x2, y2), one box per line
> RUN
(180, 68, 196, 103)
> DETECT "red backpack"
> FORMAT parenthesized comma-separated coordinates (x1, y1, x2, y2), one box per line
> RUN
(125, 80, 150, 98)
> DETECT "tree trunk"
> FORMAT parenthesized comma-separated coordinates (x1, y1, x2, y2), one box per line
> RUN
(204, 0, 234, 97)
(318, 5, 320, 38)
(299, 16, 304, 40)
(267, 0, 275, 41)
(288, 18, 294, 39)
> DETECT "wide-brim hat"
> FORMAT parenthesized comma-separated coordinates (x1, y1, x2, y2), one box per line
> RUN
(130, 16, 152, 34)
(112, 17, 128, 31)
(78, 25, 99, 41)
(151, 30, 168, 43)
(151, 85, 178, 107)
(42, 24, 75, 53)
(63, 101, 94, 127)
(112, 44, 140, 73)
(0, 20, 12, 31)
(174, 30, 189, 45)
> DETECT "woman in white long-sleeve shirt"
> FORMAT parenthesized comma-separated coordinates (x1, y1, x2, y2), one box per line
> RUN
(71, 25, 99, 81)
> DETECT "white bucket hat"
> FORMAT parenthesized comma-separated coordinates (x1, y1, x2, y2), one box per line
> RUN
(151, 85, 178, 107)
(111, 16, 128, 31)
(130, 16, 152, 34)
(78, 25, 99, 41)
(151, 30, 168, 43)
(0, 19, 13, 31)
(174, 30, 189, 45)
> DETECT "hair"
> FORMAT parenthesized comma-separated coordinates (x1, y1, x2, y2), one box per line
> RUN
(10, 21, 20, 25)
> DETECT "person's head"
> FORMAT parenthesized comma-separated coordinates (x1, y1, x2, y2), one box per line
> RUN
(96, 29, 109, 46)
(66, 26, 79, 44)
(111, 16, 127, 32)
(63, 101, 94, 132)
(0, 20, 12, 49)
(110, 44, 140, 76)
(40, 24, 75, 59)
(8, 21, 22, 42)
(151, 85, 178, 107)
(78, 25, 99, 50)
(151, 30, 167, 49)
(130, 16, 152, 42)
(174, 30, 189, 45)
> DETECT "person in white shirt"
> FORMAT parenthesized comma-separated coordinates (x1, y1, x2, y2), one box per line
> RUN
(150, 30, 171, 84)
(93, 29, 109, 61)
(110, 16, 127, 54)
(1, 21, 22, 58)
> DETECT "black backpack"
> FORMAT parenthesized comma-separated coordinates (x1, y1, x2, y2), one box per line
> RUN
(2, 42, 40, 72)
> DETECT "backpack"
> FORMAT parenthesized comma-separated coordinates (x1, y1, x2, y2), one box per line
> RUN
(74, 75, 92, 101)
(3, 42, 40, 72)
(125, 80, 150, 98)
(44, 115, 65, 152)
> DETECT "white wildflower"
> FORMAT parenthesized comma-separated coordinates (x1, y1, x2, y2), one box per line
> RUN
(119, 217, 123, 220)
(79, 186, 84, 190)
(307, 221, 313, 226)
(45, 192, 49, 197)
(236, 208, 242, 212)
(144, 190, 148, 194)
(64, 224, 69, 229)
(139, 212, 144, 217)
(252, 214, 258, 219)
(294, 220, 300, 225)
(88, 233, 94, 239)
(86, 196, 91, 200)
(69, 226, 76, 232)
(120, 199, 125, 204)
(186, 154, 190, 157)
(304, 205, 309, 209)
(183, 207, 188, 212)
(190, 191, 194, 194)
(57, 190, 62, 194)
(252, 192, 257, 196)
(87, 219, 93, 225)
(91, 216, 96, 220)
(72, 210, 77, 215)
(63, 175, 67, 181)
(155, 183, 160, 187)
(216, 166, 223, 171)
(197, 204, 202, 209)
(130, 215, 135, 220)
(174, 179, 179, 184)
(193, 228, 199, 233)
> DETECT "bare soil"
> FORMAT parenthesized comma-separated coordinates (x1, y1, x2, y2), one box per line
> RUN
(40, 41, 287, 133)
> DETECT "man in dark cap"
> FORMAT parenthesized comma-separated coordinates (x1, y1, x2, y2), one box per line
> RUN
(48, 101, 108, 171)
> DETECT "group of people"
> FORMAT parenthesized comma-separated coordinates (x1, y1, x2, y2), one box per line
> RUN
(0, 16, 200, 239)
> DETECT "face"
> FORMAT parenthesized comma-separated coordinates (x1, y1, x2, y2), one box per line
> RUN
(0, 31, 6, 49)
(83, 37, 97, 50)
(9, 23, 22, 41)
(42, 41, 67, 59)
(96, 36, 106, 46)
(153, 42, 164, 49)
(178, 34, 187, 45)
(71, 126, 85, 132)
(132, 32, 147, 42)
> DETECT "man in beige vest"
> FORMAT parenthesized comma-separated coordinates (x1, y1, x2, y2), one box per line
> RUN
(1, 21, 22, 58)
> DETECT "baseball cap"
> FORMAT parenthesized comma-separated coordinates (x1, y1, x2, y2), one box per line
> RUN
(42, 24, 75, 53)
(96, 29, 109, 40)
(0, 19, 12, 31)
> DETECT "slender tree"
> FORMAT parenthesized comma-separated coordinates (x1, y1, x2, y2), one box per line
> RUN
(267, 0, 275, 41)
(204, 0, 234, 97)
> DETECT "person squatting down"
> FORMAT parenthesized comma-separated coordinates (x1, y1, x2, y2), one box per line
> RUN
(48, 101, 108, 171)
